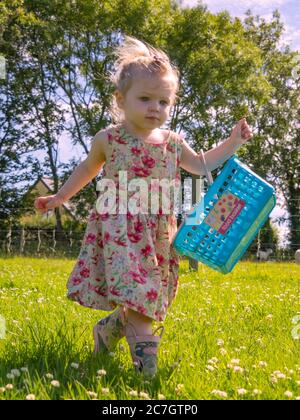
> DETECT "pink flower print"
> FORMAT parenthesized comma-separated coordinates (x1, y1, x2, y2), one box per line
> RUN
(85, 233, 96, 244)
(167, 143, 175, 153)
(128, 232, 142, 243)
(161, 277, 168, 287)
(114, 237, 127, 246)
(157, 254, 165, 266)
(169, 257, 178, 266)
(115, 135, 127, 144)
(100, 213, 110, 221)
(124, 300, 135, 309)
(79, 267, 90, 278)
(141, 244, 152, 258)
(129, 252, 137, 262)
(134, 219, 144, 233)
(89, 211, 100, 222)
(132, 165, 151, 177)
(130, 271, 146, 284)
(71, 276, 82, 286)
(103, 232, 110, 244)
(94, 285, 107, 297)
(138, 264, 148, 277)
(91, 255, 98, 265)
(109, 286, 122, 297)
(142, 155, 156, 168)
(131, 146, 142, 155)
(147, 218, 157, 229)
(136, 305, 148, 315)
(146, 289, 158, 302)
(78, 259, 85, 267)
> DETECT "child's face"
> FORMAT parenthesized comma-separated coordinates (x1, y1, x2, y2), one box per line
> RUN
(116, 74, 176, 131)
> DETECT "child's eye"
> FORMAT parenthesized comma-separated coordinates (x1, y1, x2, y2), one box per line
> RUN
(140, 97, 149, 101)
(160, 100, 168, 105)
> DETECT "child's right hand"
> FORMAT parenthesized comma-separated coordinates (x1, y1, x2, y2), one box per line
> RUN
(34, 194, 64, 214)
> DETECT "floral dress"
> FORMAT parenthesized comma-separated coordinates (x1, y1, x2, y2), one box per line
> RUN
(66, 124, 183, 322)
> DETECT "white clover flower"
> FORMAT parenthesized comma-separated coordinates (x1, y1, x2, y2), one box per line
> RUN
(206, 365, 215, 372)
(217, 339, 224, 347)
(233, 366, 244, 374)
(101, 387, 109, 395)
(284, 391, 293, 398)
(6, 373, 14, 379)
(253, 389, 262, 396)
(11, 369, 20, 377)
(231, 359, 240, 365)
(175, 384, 184, 394)
(5, 384, 13, 390)
(50, 380, 60, 388)
(97, 369, 107, 376)
(26, 394, 36, 400)
(0, 387, 5, 393)
(220, 348, 227, 356)
(71, 363, 79, 369)
(258, 361, 267, 368)
(21, 367, 29, 373)
(87, 391, 97, 398)
(158, 393, 166, 400)
(211, 390, 228, 398)
(237, 388, 247, 395)
(129, 390, 138, 397)
(139, 391, 150, 400)
(45, 373, 54, 379)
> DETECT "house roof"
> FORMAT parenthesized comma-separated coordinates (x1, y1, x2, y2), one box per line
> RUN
(29, 176, 77, 219)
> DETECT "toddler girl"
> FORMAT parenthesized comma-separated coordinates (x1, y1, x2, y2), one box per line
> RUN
(34, 35, 253, 378)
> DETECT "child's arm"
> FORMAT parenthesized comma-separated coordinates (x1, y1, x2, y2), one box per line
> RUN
(180, 118, 253, 176)
(34, 130, 107, 213)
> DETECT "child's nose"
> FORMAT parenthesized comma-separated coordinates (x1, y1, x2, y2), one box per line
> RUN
(149, 101, 160, 112)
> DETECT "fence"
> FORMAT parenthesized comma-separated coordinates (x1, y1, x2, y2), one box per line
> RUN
(0, 224, 298, 261)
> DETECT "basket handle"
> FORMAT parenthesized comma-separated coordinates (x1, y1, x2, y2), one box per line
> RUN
(199, 149, 213, 186)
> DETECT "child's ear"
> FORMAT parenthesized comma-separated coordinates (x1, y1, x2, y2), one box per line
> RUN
(115, 90, 124, 109)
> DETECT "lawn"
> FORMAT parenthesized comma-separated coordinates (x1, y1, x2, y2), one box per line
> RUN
(0, 257, 299, 400)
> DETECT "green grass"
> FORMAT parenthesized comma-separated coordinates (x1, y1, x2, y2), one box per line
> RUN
(0, 257, 299, 400)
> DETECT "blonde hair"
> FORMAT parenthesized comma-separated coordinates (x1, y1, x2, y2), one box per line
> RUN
(108, 36, 180, 123)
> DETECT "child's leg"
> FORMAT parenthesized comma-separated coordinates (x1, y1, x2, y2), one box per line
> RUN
(125, 308, 153, 335)
(93, 306, 126, 354)
(124, 308, 164, 378)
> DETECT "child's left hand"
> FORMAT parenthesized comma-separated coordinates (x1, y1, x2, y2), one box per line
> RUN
(229, 118, 253, 145)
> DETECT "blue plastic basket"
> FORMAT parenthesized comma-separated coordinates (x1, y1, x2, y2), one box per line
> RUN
(172, 151, 276, 274)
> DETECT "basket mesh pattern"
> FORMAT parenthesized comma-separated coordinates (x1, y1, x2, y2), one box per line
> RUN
(173, 156, 276, 273)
